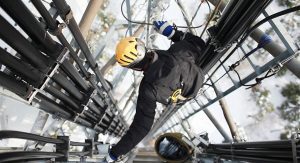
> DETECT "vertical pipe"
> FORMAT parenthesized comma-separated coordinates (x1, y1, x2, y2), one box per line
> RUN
(145, 0, 152, 46)
(125, 0, 133, 35)
(209, 77, 240, 141)
(79, 0, 104, 39)
(24, 111, 49, 150)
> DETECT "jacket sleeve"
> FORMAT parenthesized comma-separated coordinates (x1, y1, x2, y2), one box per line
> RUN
(171, 30, 206, 48)
(110, 81, 157, 157)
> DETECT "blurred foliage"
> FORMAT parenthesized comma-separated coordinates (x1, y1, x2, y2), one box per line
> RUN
(249, 86, 274, 122)
(279, 82, 300, 139)
(86, 0, 116, 55)
(281, 82, 300, 104)
(276, 0, 300, 15)
(276, 66, 288, 77)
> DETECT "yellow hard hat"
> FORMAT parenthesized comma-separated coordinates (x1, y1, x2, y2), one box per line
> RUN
(115, 37, 146, 67)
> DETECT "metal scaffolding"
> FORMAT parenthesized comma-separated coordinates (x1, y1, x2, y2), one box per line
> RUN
(0, 0, 299, 162)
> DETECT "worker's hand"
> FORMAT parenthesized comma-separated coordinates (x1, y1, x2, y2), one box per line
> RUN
(153, 21, 175, 39)
(105, 152, 117, 163)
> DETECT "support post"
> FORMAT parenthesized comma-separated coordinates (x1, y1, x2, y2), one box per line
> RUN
(79, 0, 105, 39)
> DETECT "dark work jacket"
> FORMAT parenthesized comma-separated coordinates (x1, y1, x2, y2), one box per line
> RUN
(110, 31, 205, 158)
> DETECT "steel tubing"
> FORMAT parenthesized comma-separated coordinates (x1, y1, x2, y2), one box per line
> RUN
(52, 72, 84, 101)
(88, 101, 102, 116)
(34, 93, 73, 119)
(222, 1, 272, 46)
(0, 48, 44, 86)
(0, 0, 63, 58)
(0, 151, 64, 162)
(219, 154, 292, 163)
(0, 130, 64, 144)
(52, 0, 112, 93)
(52, 0, 96, 67)
(75, 116, 93, 128)
(61, 60, 90, 92)
(83, 110, 99, 122)
(69, 151, 90, 156)
(92, 95, 106, 108)
(210, 140, 294, 149)
(207, 148, 293, 158)
(0, 71, 31, 97)
(44, 85, 81, 111)
(0, 15, 49, 72)
(70, 141, 90, 146)
(30, 0, 91, 78)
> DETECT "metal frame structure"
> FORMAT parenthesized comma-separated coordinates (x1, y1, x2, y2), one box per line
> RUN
(150, 0, 299, 141)
(0, 0, 299, 162)
(0, 0, 128, 138)
(0, 130, 107, 162)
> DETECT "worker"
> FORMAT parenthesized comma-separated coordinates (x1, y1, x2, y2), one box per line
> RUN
(105, 21, 205, 162)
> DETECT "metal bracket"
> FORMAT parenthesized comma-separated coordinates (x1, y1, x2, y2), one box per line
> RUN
(28, 48, 69, 103)
(56, 136, 70, 161)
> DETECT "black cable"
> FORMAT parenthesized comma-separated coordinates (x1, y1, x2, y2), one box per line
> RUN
(121, 0, 205, 29)
(203, 5, 300, 88)
(241, 5, 300, 41)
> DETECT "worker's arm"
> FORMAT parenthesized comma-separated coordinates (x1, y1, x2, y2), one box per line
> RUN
(153, 21, 206, 46)
(110, 81, 157, 159)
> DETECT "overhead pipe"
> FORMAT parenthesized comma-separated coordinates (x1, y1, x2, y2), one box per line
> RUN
(0, 0, 63, 58)
(0, 71, 32, 98)
(88, 101, 103, 116)
(74, 117, 93, 128)
(0, 48, 44, 87)
(33, 93, 73, 119)
(92, 95, 106, 108)
(80, 113, 97, 124)
(52, 72, 84, 101)
(0, 15, 50, 72)
(44, 84, 81, 112)
(0, 152, 64, 162)
(83, 110, 99, 122)
(61, 61, 90, 92)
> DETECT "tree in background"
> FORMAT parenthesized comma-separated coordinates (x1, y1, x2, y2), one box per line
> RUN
(249, 86, 275, 122)
(279, 82, 300, 139)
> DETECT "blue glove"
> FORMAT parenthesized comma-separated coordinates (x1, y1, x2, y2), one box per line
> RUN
(105, 152, 117, 163)
(153, 21, 175, 39)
